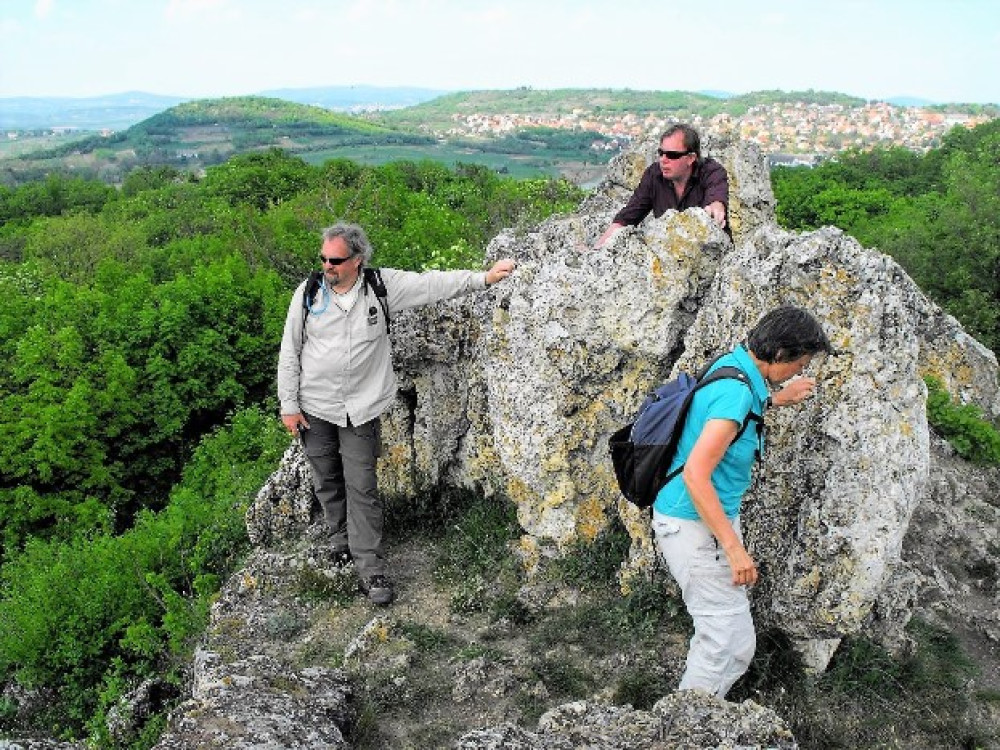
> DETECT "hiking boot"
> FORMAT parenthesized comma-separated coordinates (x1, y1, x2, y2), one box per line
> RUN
(331, 549, 353, 570)
(359, 574, 394, 606)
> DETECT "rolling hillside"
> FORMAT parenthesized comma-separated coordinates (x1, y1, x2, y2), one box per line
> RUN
(0, 96, 434, 184)
(3, 88, 997, 189)
(1, 94, 612, 187)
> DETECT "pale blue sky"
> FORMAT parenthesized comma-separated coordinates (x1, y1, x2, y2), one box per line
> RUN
(1, 0, 997, 103)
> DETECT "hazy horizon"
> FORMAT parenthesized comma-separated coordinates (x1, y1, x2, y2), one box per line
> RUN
(0, 85, 980, 108)
(1, 0, 998, 106)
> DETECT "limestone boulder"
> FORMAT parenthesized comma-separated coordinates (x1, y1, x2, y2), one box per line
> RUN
(150, 546, 356, 750)
(455, 692, 796, 749)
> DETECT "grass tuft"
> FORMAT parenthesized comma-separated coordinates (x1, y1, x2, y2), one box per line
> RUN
(730, 618, 991, 749)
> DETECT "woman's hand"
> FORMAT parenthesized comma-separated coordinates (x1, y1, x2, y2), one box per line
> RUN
(772, 376, 816, 406)
(723, 541, 758, 586)
(684, 419, 759, 587)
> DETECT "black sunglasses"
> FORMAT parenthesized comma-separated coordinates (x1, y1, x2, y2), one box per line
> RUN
(319, 253, 356, 266)
(657, 148, 692, 159)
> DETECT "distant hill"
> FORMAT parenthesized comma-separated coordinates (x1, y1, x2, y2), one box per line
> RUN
(0, 91, 189, 130)
(4, 88, 997, 189)
(378, 88, 727, 131)
(1, 96, 433, 184)
(258, 85, 449, 111)
(133, 96, 395, 134)
(887, 96, 937, 107)
(4, 86, 996, 134)
(376, 88, 868, 131)
(0, 86, 448, 131)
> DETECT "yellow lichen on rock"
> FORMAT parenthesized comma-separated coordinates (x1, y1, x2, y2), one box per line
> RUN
(574, 495, 608, 543)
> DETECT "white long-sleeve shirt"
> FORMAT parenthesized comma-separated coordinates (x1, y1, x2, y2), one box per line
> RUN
(277, 267, 487, 426)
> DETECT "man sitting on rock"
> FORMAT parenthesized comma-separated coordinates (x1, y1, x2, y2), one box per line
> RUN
(594, 123, 729, 249)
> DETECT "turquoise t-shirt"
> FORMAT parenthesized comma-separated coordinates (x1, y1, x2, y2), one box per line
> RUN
(652, 345, 769, 519)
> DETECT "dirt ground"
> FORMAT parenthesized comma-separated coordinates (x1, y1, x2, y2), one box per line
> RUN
(293, 536, 687, 749)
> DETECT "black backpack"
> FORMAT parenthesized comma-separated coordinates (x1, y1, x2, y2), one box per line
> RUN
(609, 358, 763, 509)
(302, 267, 390, 335)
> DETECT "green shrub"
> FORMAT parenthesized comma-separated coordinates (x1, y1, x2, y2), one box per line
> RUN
(532, 655, 594, 699)
(293, 566, 357, 605)
(382, 485, 471, 540)
(430, 493, 521, 583)
(448, 573, 490, 614)
(0, 406, 287, 739)
(0, 256, 287, 552)
(487, 589, 534, 626)
(398, 622, 456, 654)
(925, 375, 1000, 464)
(530, 572, 683, 656)
(612, 665, 672, 710)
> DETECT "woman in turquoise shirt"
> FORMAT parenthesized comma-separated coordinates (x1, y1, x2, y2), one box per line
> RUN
(653, 306, 833, 699)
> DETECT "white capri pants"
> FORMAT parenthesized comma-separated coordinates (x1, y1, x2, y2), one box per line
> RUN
(653, 512, 756, 699)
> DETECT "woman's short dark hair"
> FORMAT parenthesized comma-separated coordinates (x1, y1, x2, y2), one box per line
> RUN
(747, 306, 833, 363)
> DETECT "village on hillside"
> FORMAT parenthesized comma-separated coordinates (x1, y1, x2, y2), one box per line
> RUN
(444, 100, 993, 161)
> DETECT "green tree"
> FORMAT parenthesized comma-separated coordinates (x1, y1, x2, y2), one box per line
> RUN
(771, 119, 1000, 352)
(0, 407, 287, 737)
(0, 153, 586, 740)
(201, 148, 317, 211)
(0, 174, 116, 225)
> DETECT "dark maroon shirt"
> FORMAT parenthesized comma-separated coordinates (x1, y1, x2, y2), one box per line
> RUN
(612, 157, 729, 229)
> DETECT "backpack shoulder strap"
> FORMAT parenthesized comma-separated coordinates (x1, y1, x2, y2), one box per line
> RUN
(696, 365, 764, 437)
(363, 267, 390, 335)
(302, 271, 323, 312)
(301, 271, 324, 339)
(662, 364, 764, 486)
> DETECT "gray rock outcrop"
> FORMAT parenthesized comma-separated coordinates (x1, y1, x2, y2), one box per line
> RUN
(455, 692, 796, 749)
(246, 137, 1000, 667)
(151, 546, 356, 749)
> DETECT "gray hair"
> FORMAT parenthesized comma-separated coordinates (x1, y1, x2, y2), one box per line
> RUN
(322, 223, 374, 264)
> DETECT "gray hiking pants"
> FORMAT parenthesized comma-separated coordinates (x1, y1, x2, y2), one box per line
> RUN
(653, 512, 756, 699)
(301, 412, 385, 579)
